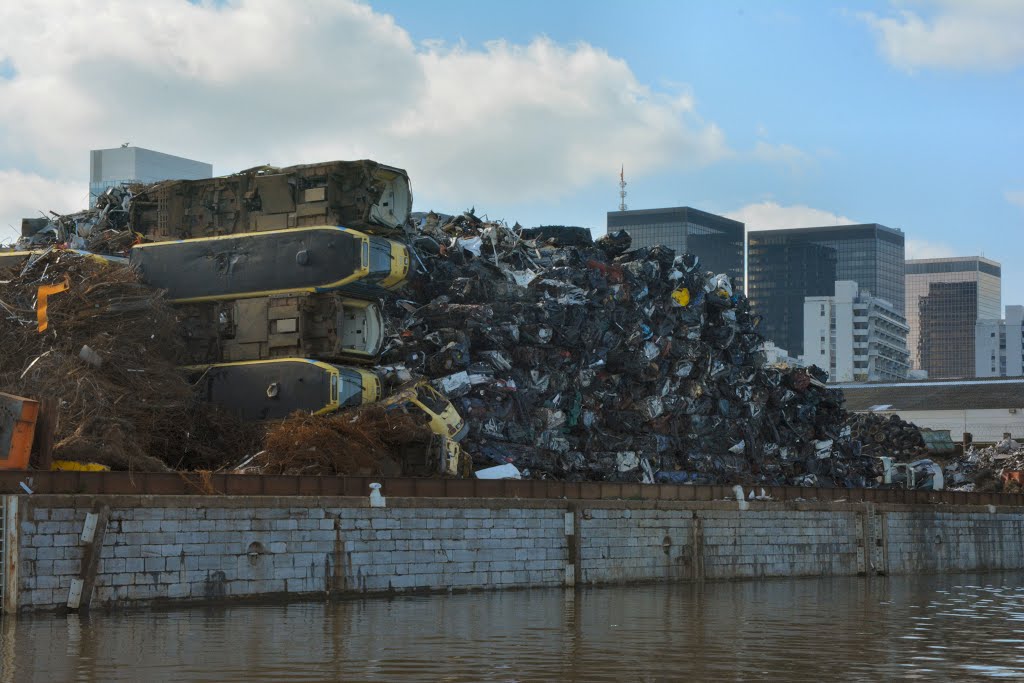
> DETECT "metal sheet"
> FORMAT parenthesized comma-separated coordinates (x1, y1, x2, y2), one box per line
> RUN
(130, 227, 364, 302)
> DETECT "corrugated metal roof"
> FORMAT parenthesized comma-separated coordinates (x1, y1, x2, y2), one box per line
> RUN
(840, 379, 1024, 411)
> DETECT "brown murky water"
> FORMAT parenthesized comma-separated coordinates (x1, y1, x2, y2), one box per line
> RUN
(4, 573, 1024, 681)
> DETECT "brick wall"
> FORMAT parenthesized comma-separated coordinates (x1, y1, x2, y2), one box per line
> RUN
(7, 495, 1024, 612)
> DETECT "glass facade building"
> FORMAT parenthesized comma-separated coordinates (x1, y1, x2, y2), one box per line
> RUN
(906, 257, 1002, 379)
(746, 224, 905, 358)
(606, 207, 744, 290)
(89, 146, 212, 205)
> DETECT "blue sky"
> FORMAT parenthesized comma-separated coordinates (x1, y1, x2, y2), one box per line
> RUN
(369, 0, 1023, 299)
(0, 0, 1021, 302)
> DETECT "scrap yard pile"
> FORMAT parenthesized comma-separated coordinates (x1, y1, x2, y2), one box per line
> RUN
(0, 250, 257, 471)
(1, 157, 944, 488)
(945, 437, 1024, 492)
(845, 413, 928, 461)
(382, 213, 877, 486)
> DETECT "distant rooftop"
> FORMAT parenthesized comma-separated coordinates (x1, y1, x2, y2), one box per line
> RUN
(905, 255, 1001, 266)
(748, 223, 903, 238)
(838, 377, 1024, 411)
(606, 206, 744, 228)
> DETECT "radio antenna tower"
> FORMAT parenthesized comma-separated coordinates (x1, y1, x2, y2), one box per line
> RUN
(618, 164, 628, 211)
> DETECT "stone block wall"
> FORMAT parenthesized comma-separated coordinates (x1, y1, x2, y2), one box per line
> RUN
(12, 500, 567, 610)
(885, 510, 1024, 573)
(6, 495, 1024, 613)
(579, 508, 694, 583)
(700, 510, 861, 580)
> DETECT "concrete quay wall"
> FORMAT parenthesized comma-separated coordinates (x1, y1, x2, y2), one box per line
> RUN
(4, 495, 1024, 612)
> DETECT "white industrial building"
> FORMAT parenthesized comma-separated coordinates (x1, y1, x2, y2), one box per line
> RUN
(839, 378, 1024, 444)
(976, 305, 1024, 377)
(801, 280, 910, 383)
(89, 145, 212, 205)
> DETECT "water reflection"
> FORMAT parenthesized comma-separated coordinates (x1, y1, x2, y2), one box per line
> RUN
(3, 573, 1024, 682)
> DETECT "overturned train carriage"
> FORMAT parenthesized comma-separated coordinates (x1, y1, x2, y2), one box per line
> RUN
(129, 159, 412, 238)
(188, 358, 381, 422)
(129, 226, 409, 302)
(177, 293, 384, 364)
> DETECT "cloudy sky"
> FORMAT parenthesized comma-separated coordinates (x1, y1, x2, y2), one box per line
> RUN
(1, 0, 1021, 299)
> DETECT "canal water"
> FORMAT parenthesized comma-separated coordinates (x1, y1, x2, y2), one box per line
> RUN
(3, 573, 1024, 681)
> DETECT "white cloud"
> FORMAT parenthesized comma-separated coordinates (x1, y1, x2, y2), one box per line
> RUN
(1006, 189, 1024, 208)
(0, 0, 730, 231)
(724, 201, 854, 229)
(905, 238, 958, 260)
(860, 1, 1024, 71)
(750, 141, 812, 171)
(0, 171, 85, 245)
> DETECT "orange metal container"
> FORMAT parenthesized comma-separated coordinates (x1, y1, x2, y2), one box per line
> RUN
(0, 391, 40, 470)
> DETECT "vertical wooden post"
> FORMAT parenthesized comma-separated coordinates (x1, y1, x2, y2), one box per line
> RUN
(33, 397, 58, 472)
(68, 504, 109, 611)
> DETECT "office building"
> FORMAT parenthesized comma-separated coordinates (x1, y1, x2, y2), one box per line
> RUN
(89, 146, 212, 204)
(747, 224, 905, 357)
(976, 305, 1023, 378)
(906, 256, 1001, 379)
(801, 281, 909, 383)
(606, 207, 744, 290)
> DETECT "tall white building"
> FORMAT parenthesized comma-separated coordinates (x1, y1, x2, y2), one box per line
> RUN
(802, 280, 910, 383)
(89, 146, 212, 204)
(976, 306, 1024, 377)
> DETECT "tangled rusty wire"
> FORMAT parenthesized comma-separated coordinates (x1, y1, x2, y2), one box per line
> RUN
(258, 406, 431, 476)
(0, 249, 259, 471)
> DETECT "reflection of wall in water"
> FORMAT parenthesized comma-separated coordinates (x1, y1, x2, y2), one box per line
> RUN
(6, 578, 1010, 682)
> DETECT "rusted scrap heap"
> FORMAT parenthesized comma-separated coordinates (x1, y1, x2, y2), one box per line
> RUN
(18, 185, 140, 254)
(844, 413, 928, 461)
(0, 250, 256, 471)
(257, 406, 432, 476)
(945, 437, 1024, 493)
(383, 212, 877, 486)
(16, 159, 411, 252)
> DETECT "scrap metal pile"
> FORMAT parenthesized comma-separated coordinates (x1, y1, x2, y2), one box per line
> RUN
(0, 249, 258, 471)
(845, 413, 928, 461)
(3, 158, 944, 488)
(381, 212, 879, 486)
(18, 185, 139, 254)
(944, 437, 1024, 492)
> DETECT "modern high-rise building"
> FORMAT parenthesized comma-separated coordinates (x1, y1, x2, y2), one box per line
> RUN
(606, 207, 744, 290)
(89, 146, 212, 204)
(976, 306, 1024, 377)
(906, 256, 1001, 379)
(801, 281, 910, 383)
(747, 224, 905, 357)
